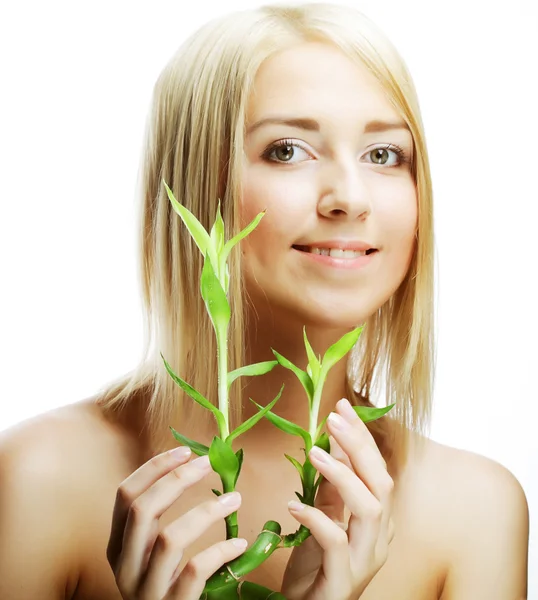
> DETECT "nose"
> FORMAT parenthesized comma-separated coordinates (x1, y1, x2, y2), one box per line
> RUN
(317, 157, 371, 220)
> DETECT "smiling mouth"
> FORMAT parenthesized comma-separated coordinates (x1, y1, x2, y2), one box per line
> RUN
(292, 245, 378, 259)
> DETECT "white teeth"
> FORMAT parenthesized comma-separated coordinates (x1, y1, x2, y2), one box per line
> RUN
(307, 247, 367, 258)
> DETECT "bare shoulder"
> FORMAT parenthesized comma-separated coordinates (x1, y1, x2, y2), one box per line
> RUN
(0, 398, 139, 599)
(419, 439, 529, 599)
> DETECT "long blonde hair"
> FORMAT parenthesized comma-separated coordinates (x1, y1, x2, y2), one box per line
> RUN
(95, 2, 436, 475)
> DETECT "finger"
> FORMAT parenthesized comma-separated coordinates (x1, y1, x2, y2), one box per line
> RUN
(328, 435, 352, 526)
(330, 402, 394, 549)
(327, 409, 393, 502)
(116, 455, 213, 594)
(314, 474, 345, 530)
(168, 537, 248, 600)
(107, 446, 192, 568)
(309, 444, 389, 559)
(139, 492, 243, 598)
(336, 398, 384, 460)
(288, 501, 351, 590)
(329, 434, 353, 470)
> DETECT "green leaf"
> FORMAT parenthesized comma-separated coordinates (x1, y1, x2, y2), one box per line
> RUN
(314, 432, 330, 453)
(226, 385, 284, 444)
(160, 353, 226, 432)
(209, 200, 225, 254)
(234, 448, 244, 487)
(321, 325, 364, 374)
(295, 491, 304, 502)
(250, 399, 311, 447)
(354, 403, 396, 423)
(302, 458, 318, 491)
(211, 488, 222, 497)
(162, 180, 211, 257)
(208, 437, 239, 491)
(314, 472, 325, 493)
(314, 415, 329, 441)
(168, 427, 209, 456)
(200, 253, 231, 331)
(285, 454, 304, 481)
(272, 349, 314, 403)
(227, 360, 278, 389)
(303, 327, 321, 388)
(221, 210, 266, 262)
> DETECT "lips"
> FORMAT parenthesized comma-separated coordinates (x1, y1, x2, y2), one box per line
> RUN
(293, 245, 377, 254)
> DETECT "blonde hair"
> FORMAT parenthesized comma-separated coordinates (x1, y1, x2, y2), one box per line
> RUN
(95, 2, 436, 476)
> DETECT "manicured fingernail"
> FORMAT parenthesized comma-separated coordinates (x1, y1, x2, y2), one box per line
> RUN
(309, 445, 330, 462)
(191, 455, 211, 469)
(337, 398, 359, 420)
(328, 411, 351, 431)
(218, 491, 241, 507)
(232, 538, 248, 548)
(288, 500, 305, 512)
(168, 446, 192, 460)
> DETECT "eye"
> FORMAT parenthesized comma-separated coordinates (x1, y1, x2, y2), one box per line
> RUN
(364, 144, 409, 167)
(262, 139, 312, 165)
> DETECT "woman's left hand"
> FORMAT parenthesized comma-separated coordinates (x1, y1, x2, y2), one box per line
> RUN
(281, 398, 395, 600)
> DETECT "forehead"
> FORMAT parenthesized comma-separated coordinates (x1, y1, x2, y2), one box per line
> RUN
(246, 42, 399, 126)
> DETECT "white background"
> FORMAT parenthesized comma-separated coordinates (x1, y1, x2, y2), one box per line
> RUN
(1, 0, 536, 593)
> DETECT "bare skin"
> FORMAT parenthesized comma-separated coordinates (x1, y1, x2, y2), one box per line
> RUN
(0, 40, 527, 600)
(24, 395, 448, 599)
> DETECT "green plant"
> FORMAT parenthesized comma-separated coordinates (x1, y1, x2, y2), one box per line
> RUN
(161, 180, 394, 598)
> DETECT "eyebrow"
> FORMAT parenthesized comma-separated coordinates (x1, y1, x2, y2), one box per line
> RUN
(246, 116, 410, 136)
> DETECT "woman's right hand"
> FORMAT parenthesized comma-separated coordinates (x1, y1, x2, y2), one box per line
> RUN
(106, 446, 248, 599)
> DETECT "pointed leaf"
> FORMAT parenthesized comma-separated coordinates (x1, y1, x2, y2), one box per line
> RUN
(285, 454, 304, 481)
(314, 415, 329, 441)
(209, 200, 225, 254)
(302, 457, 318, 490)
(234, 448, 244, 486)
(227, 360, 278, 389)
(354, 403, 395, 423)
(314, 432, 330, 453)
(163, 180, 212, 257)
(272, 349, 314, 402)
(295, 491, 304, 502)
(250, 399, 311, 447)
(314, 472, 325, 493)
(200, 253, 231, 331)
(226, 385, 284, 444)
(222, 210, 266, 262)
(321, 325, 364, 374)
(303, 327, 321, 388)
(212, 488, 222, 497)
(208, 436, 238, 490)
(169, 427, 209, 456)
(160, 353, 226, 432)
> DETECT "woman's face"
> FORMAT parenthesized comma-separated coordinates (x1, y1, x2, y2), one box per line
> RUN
(240, 42, 417, 329)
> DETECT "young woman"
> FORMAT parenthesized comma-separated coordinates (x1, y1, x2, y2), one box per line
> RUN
(0, 3, 528, 599)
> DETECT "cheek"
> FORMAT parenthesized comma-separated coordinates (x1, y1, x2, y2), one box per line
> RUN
(240, 167, 313, 252)
(380, 181, 417, 242)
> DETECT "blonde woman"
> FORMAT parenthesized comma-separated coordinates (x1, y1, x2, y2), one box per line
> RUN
(0, 3, 529, 599)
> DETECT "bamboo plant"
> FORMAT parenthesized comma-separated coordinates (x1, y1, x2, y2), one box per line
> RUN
(160, 180, 395, 599)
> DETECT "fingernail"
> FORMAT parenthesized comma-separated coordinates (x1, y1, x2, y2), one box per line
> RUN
(191, 455, 211, 469)
(309, 445, 330, 463)
(168, 446, 192, 460)
(232, 538, 248, 548)
(218, 491, 241, 507)
(328, 411, 351, 431)
(337, 398, 359, 421)
(288, 500, 305, 512)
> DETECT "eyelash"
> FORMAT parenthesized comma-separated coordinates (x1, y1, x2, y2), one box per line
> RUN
(262, 138, 410, 167)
